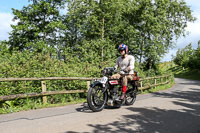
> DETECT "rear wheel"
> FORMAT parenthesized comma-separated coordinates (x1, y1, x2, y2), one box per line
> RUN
(87, 84, 108, 112)
(125, 88, 137, 105)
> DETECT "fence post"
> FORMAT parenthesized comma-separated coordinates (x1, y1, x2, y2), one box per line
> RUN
(166, 75, 168, 83)
(87, 81, 91, 90)
(41, 81, 47, 104)
(154, 78, 157, 89)
(168, 75, 171, 84)
(140, 81, 143, 92)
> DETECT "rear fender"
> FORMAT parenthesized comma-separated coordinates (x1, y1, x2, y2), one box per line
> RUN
(128, 81, 138, 91)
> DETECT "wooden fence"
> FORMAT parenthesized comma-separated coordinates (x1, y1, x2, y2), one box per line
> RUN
(0, 74, 173, 103)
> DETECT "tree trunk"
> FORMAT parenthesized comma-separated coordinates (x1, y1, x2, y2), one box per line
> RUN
(139, 39, 144, 63)
(101, 17, 104, 61)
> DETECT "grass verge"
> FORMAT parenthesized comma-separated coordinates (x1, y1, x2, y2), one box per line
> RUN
(139, 80, 175, 94)
(0, 77, 175, 114)
(0, 98, 86, 114)
(175, 69, 200, 81)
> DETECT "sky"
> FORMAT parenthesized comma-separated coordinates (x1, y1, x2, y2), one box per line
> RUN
(0, 0, 200, 62)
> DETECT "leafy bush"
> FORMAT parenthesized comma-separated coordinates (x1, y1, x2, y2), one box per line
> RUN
(0, 51, 106, 108)
(0, 49, 163, 112)
(173, 42, 200, 70)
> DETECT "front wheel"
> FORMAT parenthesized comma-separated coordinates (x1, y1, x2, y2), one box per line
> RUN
(87, 84, 108, 112)
(125, 88, 137, 105)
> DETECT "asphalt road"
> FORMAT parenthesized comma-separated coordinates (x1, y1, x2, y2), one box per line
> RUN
(0, 78, 200, 133)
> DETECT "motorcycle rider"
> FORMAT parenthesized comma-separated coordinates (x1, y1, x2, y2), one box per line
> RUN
(111, 43, 135, 100)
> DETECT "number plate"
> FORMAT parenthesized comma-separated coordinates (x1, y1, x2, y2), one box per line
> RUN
(100, 76, 108, 84)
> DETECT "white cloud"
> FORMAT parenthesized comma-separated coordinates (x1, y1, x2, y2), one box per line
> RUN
(161, 1, 200, 62)
(0, 12, 16, 41)
(185, 9, 200, 36)
(178, 8, 200, 47)
(175, 13, 200, 50)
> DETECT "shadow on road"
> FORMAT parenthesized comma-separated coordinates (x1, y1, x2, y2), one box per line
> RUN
(75, 102, 93, 113)
(0, 110, 77, 124)
(67, 81, 200, 133)
(75, 102, 121, 113)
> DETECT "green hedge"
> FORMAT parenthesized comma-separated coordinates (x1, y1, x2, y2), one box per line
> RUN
(0, 51, 164, 111)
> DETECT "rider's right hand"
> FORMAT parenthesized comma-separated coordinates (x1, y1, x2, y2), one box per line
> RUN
(113, 67, 117, 72)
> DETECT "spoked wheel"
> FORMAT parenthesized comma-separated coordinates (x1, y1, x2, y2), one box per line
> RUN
(125, 88, 137, 105)
(87, 84, 108, 112)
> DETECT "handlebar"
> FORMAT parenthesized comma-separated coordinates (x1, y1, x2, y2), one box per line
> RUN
(114, 70, 130, 75)
(102, 67, 138, 77)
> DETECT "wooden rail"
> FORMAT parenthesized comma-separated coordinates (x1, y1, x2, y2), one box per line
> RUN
(139, 74, 172, 91)
(0, 77, 94, 82)
(0, 74, 173, 103)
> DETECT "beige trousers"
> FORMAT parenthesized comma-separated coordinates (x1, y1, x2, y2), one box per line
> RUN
(111, 74, 134, 86)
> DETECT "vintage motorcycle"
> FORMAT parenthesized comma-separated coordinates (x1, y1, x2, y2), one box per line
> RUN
(87, 67, 140, 112)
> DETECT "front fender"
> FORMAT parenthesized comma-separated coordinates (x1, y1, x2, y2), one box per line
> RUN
(90, 81, 103, 88)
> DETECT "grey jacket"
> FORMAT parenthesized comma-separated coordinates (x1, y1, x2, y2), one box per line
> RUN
(115, 55, 135, 74)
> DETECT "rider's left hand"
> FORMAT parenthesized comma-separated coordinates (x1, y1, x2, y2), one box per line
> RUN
(119, 71, 125, 74)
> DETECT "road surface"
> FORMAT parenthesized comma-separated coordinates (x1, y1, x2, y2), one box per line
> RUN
(0, 78, 200, 133)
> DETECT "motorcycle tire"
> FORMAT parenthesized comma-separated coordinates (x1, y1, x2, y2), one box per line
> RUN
(87, 84, 108, 112)
(125, 89, 137, 105)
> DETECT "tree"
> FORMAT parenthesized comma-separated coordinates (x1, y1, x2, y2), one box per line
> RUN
(64, 0, 128, 61)
(3, 0, 196, 71)
(188, 41, 200, 70)
(65, 0, 195, 68)
(123, 0, 195, 69)
(0, 41, 9, 55)
(7, 0, 66, 53)
(173, 43, 194, 68)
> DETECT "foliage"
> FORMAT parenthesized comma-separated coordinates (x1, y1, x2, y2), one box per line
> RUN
(188, 42, 200, 69)
(120, 0, 195, 68)
(7, 0, 67, 53)
(173, 41, 200, 70)
(173, 43, 193, 67)
(1, 0, 195, 67)
(174, 68, 200, 81)
(0, 0, 196, 113)
(141, 76, 174, 94)
(65, 0, 196, 69)
(0, 51, 105, 110)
